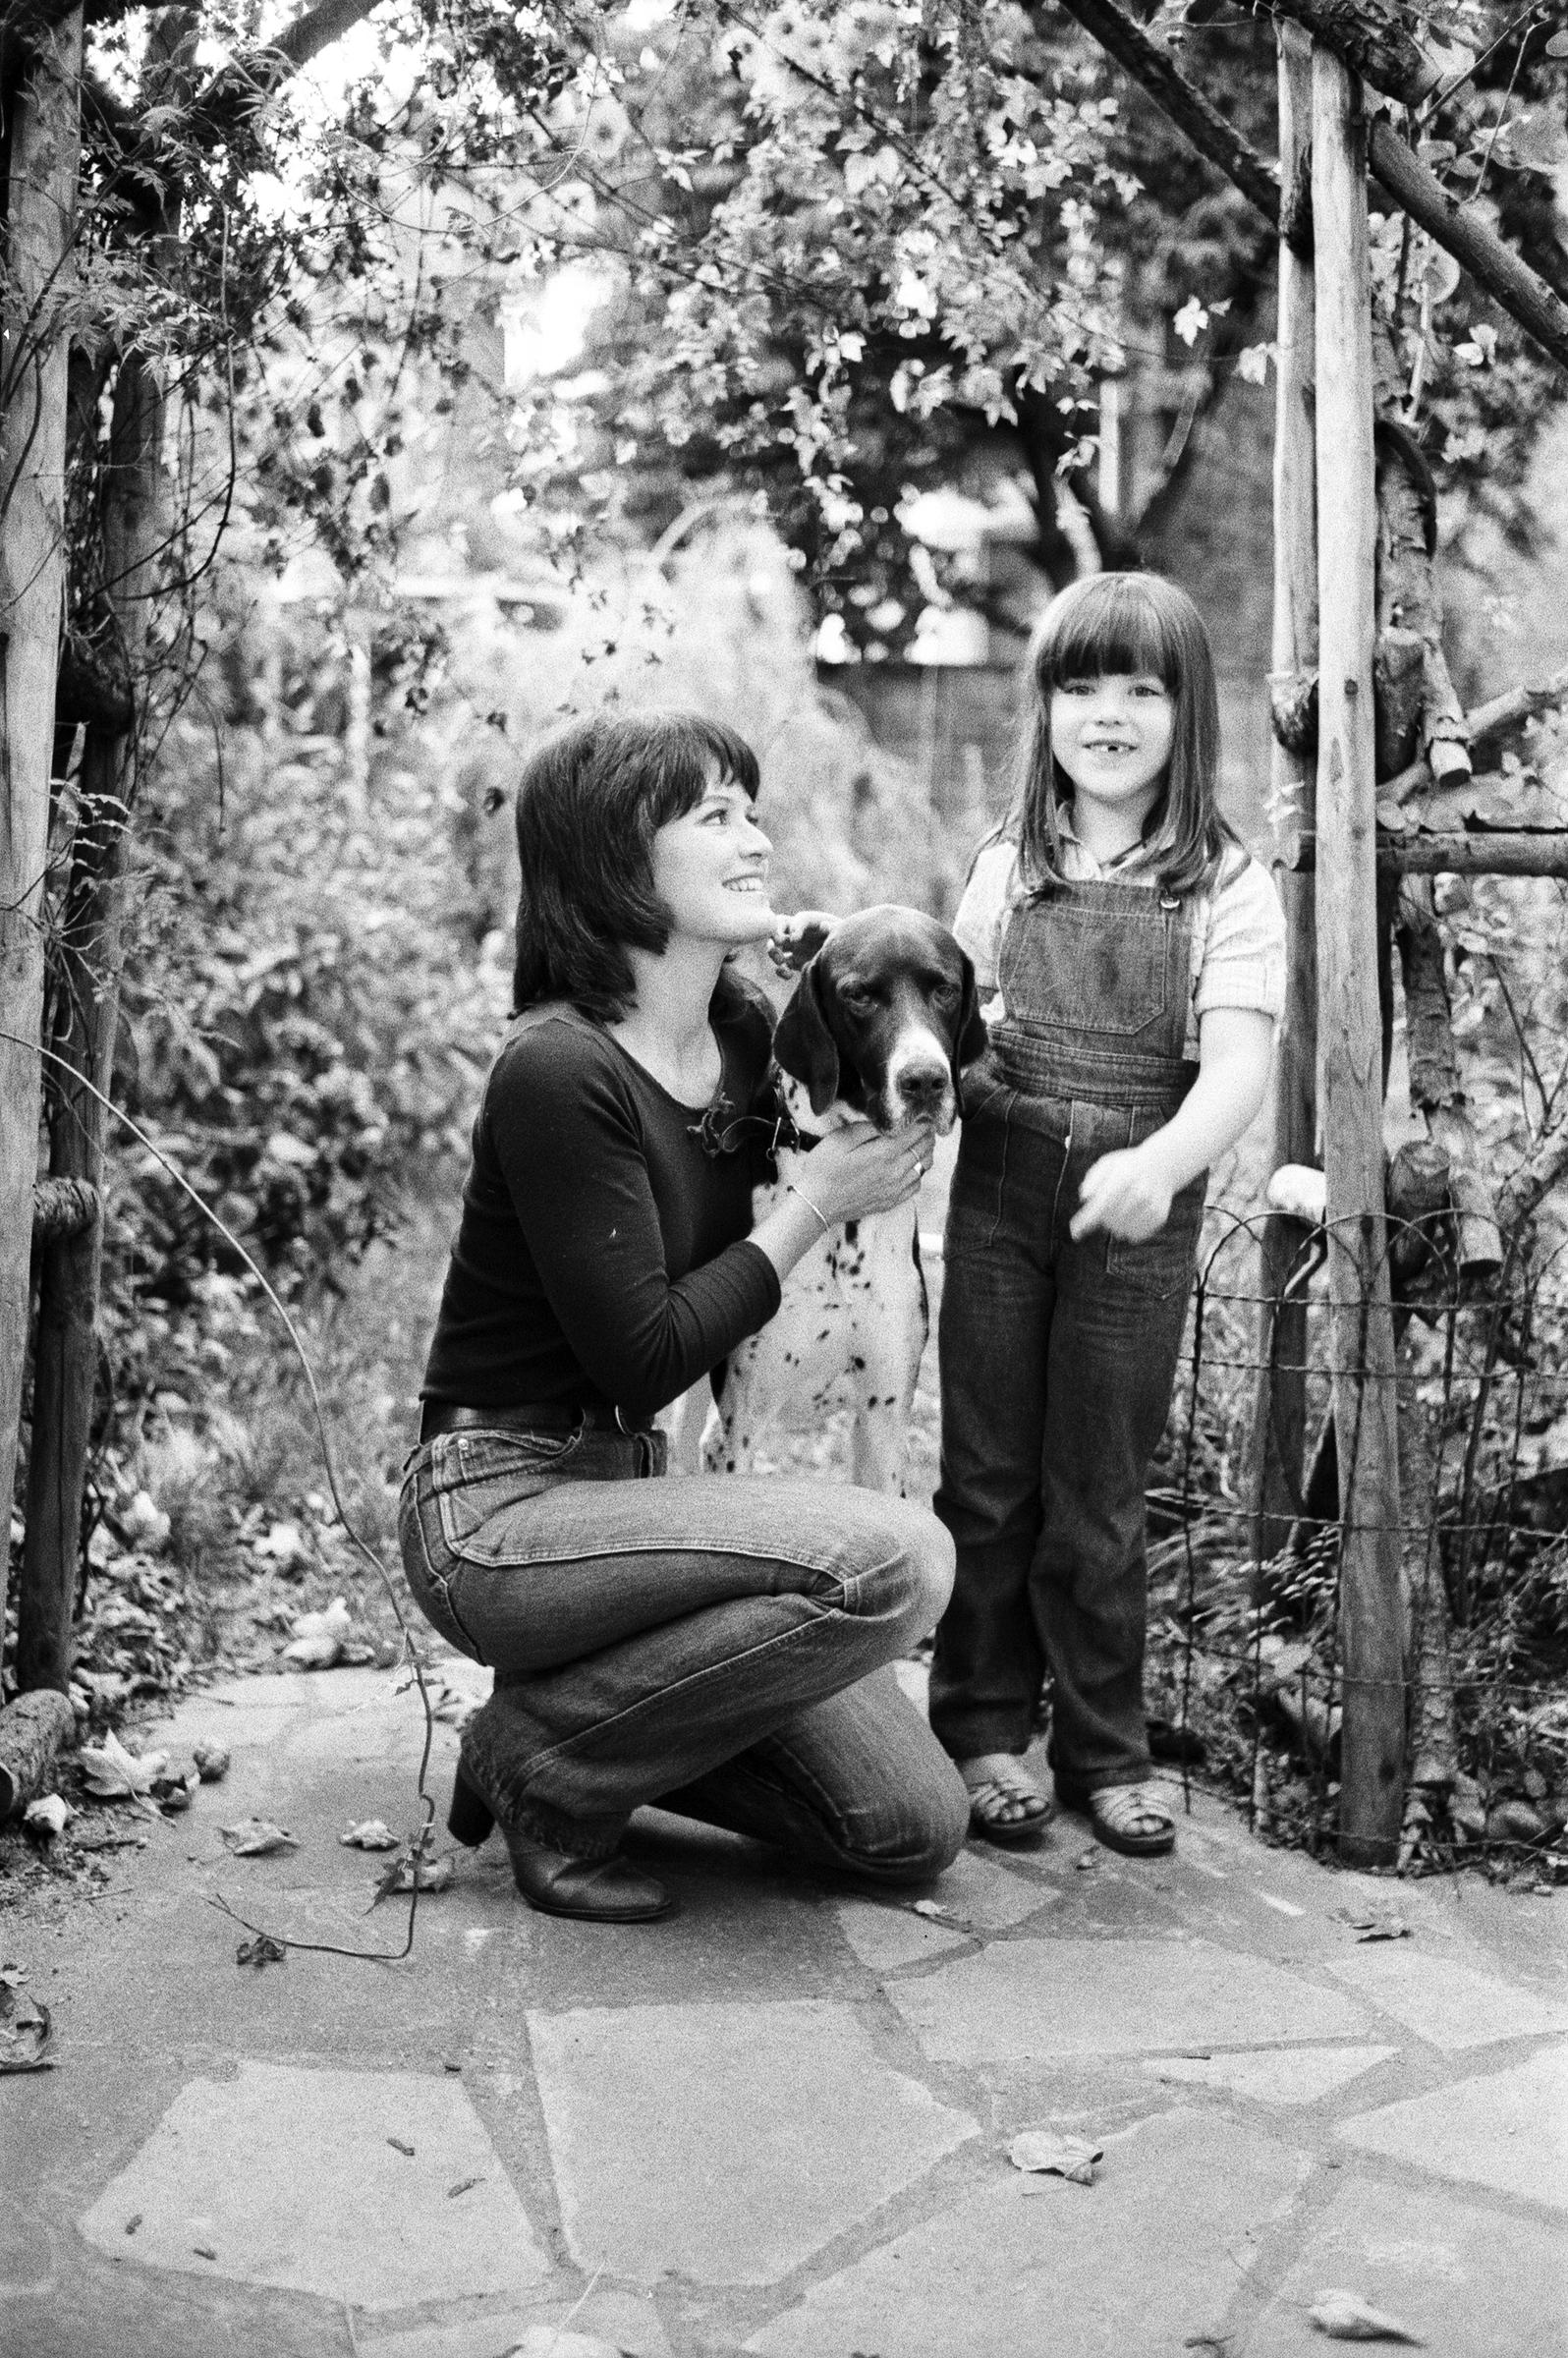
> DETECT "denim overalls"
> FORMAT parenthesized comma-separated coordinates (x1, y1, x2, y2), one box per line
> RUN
(930, 874, 1206, 1791)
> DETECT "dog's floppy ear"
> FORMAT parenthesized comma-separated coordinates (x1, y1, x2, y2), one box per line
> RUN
(773, 958, 840, 1115)
(950, 947, 990, 1086)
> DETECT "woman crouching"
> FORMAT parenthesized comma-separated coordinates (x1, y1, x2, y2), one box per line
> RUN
(398, 710, 969, 1922)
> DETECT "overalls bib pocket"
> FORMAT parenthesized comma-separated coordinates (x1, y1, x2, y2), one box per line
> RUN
(1001, 897, 1169, 1039)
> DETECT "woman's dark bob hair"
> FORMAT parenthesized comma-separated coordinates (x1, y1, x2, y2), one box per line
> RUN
(511, 709, 761, 1022)
(1009, 571, 1236, 899)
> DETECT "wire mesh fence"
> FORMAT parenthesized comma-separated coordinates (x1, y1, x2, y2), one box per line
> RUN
(1145, 1202, 1568, 1880)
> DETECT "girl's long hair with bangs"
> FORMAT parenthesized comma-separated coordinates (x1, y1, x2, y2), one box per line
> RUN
(1008, 572, 1236, 898)
(511, 710, 761, 1022)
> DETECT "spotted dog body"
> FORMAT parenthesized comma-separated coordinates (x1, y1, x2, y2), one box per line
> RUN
(702, 905, 988, 1493)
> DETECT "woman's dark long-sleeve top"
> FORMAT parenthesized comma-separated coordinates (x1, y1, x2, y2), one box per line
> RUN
(420, 992, 783, 1423)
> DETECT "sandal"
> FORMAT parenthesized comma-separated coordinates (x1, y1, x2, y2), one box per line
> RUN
(958, 1754, 1054, 1847)
(1058, 1775, 1175, 1858)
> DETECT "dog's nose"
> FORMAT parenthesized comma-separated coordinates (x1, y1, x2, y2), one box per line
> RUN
(897, 1065, 949, 1117)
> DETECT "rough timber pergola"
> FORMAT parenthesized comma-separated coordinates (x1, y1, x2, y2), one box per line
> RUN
(1049, 0, 1568, 1866)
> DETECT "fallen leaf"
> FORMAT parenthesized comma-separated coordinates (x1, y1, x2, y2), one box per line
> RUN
(1008, 2128, 1103, 2185)
(1336, 1907, 1411, 1943)
(281, 1633, 344, 1670)
(447, 2174, 483, 2198)
(0, 1990, 53, 2073)
(910, 1898, 972, 1931)
(193, 2245, 218, 2261)
(235, 1934, 286, 1969)
(290, 1597, 352, 1643)
(382, 1851, 454, 1895)
(1074, 1848, 1098, 1872)
(77, 1730, 167, 1802)
(387, 2136, 416, 2158)
(1485, 1799, 1546, 1844)
(220, 1819, 299, 1857)
(120, 1489, 171, 1552)
(23, 1793, 71, 1840)
(192, 1744, 231, 1782)
(1309, 2288, 1425, 2343)
(124, 2215, 142, 2236)
(150, 1767, 198, 1814)
(340, 1820, 400, 1851)
(254, 1519, 310, 1570)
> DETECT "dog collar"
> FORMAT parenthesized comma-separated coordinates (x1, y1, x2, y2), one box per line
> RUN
(688, 1086, 821, 1159)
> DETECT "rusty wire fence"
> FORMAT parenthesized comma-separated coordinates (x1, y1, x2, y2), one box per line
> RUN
(1145, 1204, 1568, 1878)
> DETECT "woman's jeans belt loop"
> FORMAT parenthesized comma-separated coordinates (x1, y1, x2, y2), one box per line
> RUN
(420, 1397, 662, 1475)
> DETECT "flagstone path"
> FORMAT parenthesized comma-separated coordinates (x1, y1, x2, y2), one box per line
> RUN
(3, 1659, 1565, 2357)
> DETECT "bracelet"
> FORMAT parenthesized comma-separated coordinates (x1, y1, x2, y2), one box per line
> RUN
(786, 1179, 831, 1238)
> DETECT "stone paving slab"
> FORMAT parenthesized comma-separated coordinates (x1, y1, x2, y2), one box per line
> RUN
(1251, 2174, 1568, 2356)
(1326, 1940, 1568, 2050)
(528, 1997, 979, 2285)
(886, 1936, 1368, 2062)
(1142, 2044, 1400, 2105)
(834, 1896, 972, 1970)
(1335, 2042, 1568, 2208)
(76, 2058, 550, 2310)
(744, 2106, 1310, 2357)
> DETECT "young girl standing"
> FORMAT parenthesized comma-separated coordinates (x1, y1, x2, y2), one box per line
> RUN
(931, 573, 1286, 1855)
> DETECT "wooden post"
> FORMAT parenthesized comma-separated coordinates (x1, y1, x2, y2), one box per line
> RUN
(0, 12, 84, 1644)
(1312, 46, 1404, 1866)
(1249, 19, 1318, 1568)
(17, 360, 165, 1693)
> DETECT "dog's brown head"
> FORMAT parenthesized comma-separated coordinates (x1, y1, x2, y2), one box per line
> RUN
(772, 905, 989, 1133)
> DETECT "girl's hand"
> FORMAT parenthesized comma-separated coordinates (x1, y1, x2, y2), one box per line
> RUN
(767, 910, 838, 976)
(806, 1119, 934, 1223)
(1069, 1145, 1173, 1244)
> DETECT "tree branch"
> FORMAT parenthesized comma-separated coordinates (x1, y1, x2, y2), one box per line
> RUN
(1498, 1123, 1568, 1236)
(1040, 0, 1568, 384)
(1042, 0, 1280, 230)
(89, 0, 383, 208)
(1368, 118, 1568, 378)
(193, 0, 383, 119)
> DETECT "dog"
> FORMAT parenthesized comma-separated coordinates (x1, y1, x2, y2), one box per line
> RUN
(686, 904, 988, 1492)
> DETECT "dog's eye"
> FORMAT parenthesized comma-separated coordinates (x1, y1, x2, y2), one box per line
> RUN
(931, 981, 960, 1007)
(838, 982, 876, 1008)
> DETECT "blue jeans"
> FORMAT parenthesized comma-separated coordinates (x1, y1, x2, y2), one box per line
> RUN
(398, 1424, 968, 1881)
(930, 1082, 1203, 1787)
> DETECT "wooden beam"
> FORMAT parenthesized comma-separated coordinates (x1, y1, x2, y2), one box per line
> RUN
(1378, 833, 1568, 876)
(1043, 0, 1281, 229)
(1313, 47, 1404, 1869)
(0, 12, 84, 1649)
(1249, 18, 1317, 1569)
(30, 1176, 101, 1244)
(1368, 119, 1568, 379)
(1272, 0, 1443, 108)
(1381, 666, 1568, 803)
